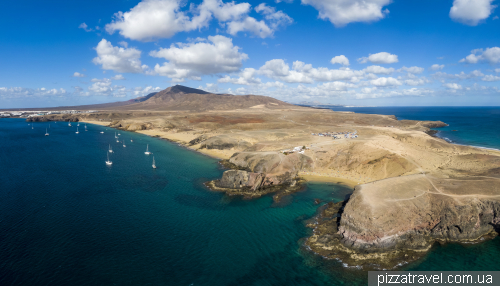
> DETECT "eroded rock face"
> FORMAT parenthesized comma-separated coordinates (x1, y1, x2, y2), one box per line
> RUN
(216, 169, 295, 191)
(201, 135, 251, 150)
(306, 173, 500, 269)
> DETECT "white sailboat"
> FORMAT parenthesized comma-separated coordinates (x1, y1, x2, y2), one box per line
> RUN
(77, 123, 80, 127)
(115, 132, 117, 139)
(106, 152, 112, 165)
(68, 122, 71, 127)
(152, 156, 157, 169)
(123, 141, 126, 147)
(76, 127, 79, 134)
(85, 124, 87, 131)
(145, 144, 151, 155)
(32, 125, 34, 129)
(100, 131, 104, 134)
(109, 144, 113, 153)
(118, 133, 121, 136)
(130, 139, 133, 142)
(45, 128, 49, 136)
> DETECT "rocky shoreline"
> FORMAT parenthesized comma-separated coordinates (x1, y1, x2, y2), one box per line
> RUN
(306, 176, 500, 269)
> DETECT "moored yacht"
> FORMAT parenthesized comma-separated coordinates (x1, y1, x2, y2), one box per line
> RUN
(145, 144, 151, 155)
(106, 152, 112, 165)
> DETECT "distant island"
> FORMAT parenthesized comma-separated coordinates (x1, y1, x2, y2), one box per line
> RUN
(15, 85, 500, 269)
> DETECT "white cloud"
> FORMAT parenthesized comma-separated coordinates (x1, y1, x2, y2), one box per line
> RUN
(330, 55, 350, 66)
(226, 17, 273, 38)
(301, 0, 391, 27)
(133, 86, 162, 96)
(450, 0, 497, 26)
(111, 74, 126, 80)
(150, 35, 248, 81)
(105, 0, 290, 41)
(255, 3, 293, 30)
(370, 77, 402, 86)
(399, 66, 424, 74)
(92, 39, 146, 73)
(443, 83, 463, 90)
(88, 78, 113, 95)
(218, 68, 261, 85)
(405, 78, 429, 86)
(118, 41, 128, 48)
(0, 87, 68, 99)
(432, 70, 484, 80)
(363, 65, 394, 74)
(105, 0, 210, 41)
(496, 68, 500, 72)
(258, 59, 364, 83)
(459, 47, 500, 64)
(358, 52, 398, 64)
(79, 22, 93, 32)
(73, 72, 85, 77)
(482, 75, 500, 81)
(430, 64, 445, 71)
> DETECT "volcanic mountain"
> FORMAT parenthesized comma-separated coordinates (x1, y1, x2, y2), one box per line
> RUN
(113, 85, 293, 111)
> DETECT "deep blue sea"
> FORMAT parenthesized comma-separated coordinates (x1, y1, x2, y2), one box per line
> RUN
(0, 107, 499, 286)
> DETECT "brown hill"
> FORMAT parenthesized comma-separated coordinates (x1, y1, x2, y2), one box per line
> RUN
(115, 85, 293, 111)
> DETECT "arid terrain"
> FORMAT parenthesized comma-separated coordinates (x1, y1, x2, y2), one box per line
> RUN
(26, 85, 500, 268)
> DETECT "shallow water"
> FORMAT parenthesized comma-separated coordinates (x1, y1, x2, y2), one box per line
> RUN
(1, 108, 499, 286)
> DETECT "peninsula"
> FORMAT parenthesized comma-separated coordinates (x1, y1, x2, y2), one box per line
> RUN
(22, 85, 500, 268)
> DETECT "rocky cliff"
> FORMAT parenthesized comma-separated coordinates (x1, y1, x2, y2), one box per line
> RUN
(306, 173, 500, 269)
(207, 151, 313, 200)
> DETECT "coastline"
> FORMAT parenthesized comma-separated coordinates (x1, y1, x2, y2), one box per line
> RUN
(79, 120, 359, 187)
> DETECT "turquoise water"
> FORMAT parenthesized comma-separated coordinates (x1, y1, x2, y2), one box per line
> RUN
(1, 107, 499, 286)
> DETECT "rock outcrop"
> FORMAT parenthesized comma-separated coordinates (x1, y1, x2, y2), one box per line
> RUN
(306, 173, 500, 269)
(207, 151, 313, 200)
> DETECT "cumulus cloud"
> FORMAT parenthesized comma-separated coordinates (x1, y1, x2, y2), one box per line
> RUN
(405, 78, 429, 86)
(79, 23, 93, 32)
(330, 55, 350, 66)
(73, 72, 85, 77)
(133, 86, 162, 96)
(399, 66, 424, 74)
(258, 59, 364, 83)
(255, 3, 293, 30)
(0, 87, 68, 99)
(459, 47, 500, 64)
(430, 64, 445, 71)
(363, 65, 394, 74)
(443, 82, 463, 90)
(370, 77, 402, 86)
(496, 68, 500, 72)
(358, 52, 398, 64)
(432, 70, 484, 80)
(111, 74, 125, 80)
(301, 0, 391, 27)
(482, 75, 500, 81)
(149, 35, 248, 81)
(218, 68, 261, 85)
(226, 17, 273, 38)
(92, 39, 147, 73)
(450, 0, 497, 26)
(105, 0, 291, 41)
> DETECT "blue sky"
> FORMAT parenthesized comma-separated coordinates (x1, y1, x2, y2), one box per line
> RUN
(1, 0, 500, 108)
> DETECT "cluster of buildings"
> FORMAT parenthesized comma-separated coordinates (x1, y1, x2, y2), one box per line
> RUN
(281, 146, 310, 155)
(0, 110, 97, 118)
(311, 131, 358, 139)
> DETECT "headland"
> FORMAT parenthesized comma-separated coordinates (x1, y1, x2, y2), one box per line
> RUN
(18, 85, 500, 269)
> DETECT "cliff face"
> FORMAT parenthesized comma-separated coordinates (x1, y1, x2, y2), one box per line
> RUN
(306, 173, 500, 268)
(208, 152, 313, 200)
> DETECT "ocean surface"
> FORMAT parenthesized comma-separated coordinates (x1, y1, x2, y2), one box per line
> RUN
(0, 107, 499, 286)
